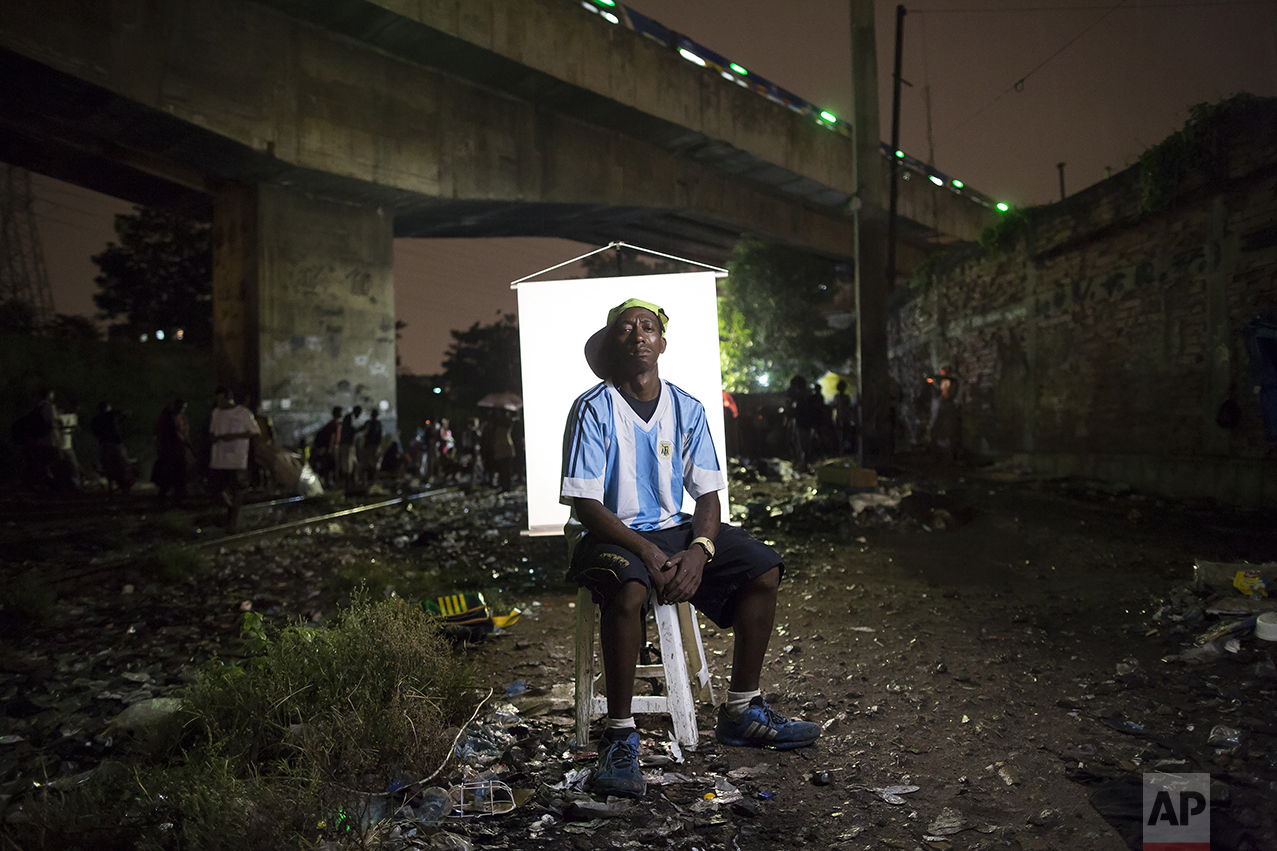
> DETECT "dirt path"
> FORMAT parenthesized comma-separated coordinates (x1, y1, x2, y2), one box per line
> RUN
(2, 469, 1274, 849)
(466, 471, 1277, 850)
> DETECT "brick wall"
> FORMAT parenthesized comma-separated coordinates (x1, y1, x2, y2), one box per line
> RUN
(889, 100, 1277, 504)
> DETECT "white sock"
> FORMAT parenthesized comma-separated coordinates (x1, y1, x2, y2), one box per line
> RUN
(726, 689, 761, 718)
(604, 716, 636, 737)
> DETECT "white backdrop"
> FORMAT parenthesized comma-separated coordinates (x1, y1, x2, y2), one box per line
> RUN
(516, 272, 730, 536)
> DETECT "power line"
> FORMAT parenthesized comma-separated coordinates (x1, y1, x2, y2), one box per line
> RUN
(913, 0, 1267, 11)
(945, 0, 1130, 136)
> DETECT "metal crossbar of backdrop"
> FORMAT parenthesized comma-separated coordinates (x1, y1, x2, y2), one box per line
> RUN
(512, 243, 732, 536)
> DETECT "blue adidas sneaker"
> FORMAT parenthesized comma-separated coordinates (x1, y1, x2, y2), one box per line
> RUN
(716, 697, 821, 749)
(590, 730, 646, 798)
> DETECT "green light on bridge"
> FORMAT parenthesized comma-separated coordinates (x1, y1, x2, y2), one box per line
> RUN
(895, 150, 904, 158)
(952, 179, 964, 189)
(730, 63, 748, 75)
(996, 202, 1010, 212)
(819, 110, 837, 123)
(594, 0, 616, 6)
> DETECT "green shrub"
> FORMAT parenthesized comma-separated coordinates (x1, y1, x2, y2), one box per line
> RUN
(1137, 93, 1263, 213)
(5, 598, 477, 850)
(144, 544, 210, 582)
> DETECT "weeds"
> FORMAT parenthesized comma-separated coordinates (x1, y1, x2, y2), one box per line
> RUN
(143, 544, 210, 582)
(3, 597, 477, 850)
(0, 571, 57, 625)
(323, 557, 439, 604)
(155, 511, 194, 539)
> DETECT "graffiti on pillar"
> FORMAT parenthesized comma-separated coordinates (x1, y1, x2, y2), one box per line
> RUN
(354, 348, 372, 367)
(369, 360, 389, 377)
(347, 269, 373, 297)
(292, 264, 330, 296)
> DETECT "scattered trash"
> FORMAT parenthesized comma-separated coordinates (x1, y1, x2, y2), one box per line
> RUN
(811, 771, 832, 786)
(1207, 725, 1242, 749)
(730, 756, 766, 776)
(564, 798, 633, 820)
(1196, 616, 1258, 645)
(849, 488, 909, 517)
(997, 765, 1020, 786)
(1100, 713, 1151, 738)
(1234, 571, 1272, 597)
(427, 831, 473, 851)
(927, 807, 967, 836)
(504, 679, 527, 697)
(447, 779, 516, 817)
(1193, 560, 1277, 592)
(416, 786, 452, 823)
(865, 784, 920, 805)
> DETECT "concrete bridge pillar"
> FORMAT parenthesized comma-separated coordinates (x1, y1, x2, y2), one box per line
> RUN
(212, 182, 396, 449)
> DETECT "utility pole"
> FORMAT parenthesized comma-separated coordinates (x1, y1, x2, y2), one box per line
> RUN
(885, 4, 906, 296)
(0, 165, 54, 326)
(1057, 162, 1066, 201)
(850, 0, 889, 465)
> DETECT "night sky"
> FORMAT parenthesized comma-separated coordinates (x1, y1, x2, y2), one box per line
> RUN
(28, 1, 1277, 374)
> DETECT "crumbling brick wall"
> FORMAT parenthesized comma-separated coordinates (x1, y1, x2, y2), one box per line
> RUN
(889, 100, 1277, 462)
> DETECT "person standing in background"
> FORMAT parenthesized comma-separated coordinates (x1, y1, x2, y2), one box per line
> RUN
(153, 397, 191, 504)
(209, 387, 260, 532)
(361, 408, 384, 485)
(338, 405, 364, 490)
(91, 401, 133, 494)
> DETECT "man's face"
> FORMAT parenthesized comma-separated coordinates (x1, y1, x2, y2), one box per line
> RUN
(608, 307, 666, 377)
(215, 391, 232, 408)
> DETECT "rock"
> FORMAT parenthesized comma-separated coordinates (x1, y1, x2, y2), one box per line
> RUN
(111, 697, 183, 731)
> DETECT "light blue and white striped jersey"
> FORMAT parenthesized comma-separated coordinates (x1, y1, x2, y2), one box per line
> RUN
(560, 380, 725, 538)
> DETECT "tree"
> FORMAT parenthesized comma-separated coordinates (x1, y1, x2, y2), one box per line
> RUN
(438, 312, 521, 409)
(719, 236, 852, 392)
(92, 206, 212, 345)
(45, 314, 100, 341)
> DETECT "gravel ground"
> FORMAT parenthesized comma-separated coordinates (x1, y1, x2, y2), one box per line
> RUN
(2, 464, 1275, 850)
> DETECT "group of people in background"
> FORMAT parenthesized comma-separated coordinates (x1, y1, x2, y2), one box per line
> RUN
(781, 375, 857, 472)
(10, 389, 140, 495)
(310, 405, 387, 490)
(403, 409, 520, 492)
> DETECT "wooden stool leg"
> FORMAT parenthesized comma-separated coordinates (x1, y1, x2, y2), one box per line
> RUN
(677, 602, 716, 706)
(654, 603, 698, 750)
(574, 587, 596, 749)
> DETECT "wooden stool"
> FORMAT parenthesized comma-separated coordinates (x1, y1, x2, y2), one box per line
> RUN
(574, 586, 715, 750)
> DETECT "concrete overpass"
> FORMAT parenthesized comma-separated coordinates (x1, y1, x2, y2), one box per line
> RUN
(0, 0, 995, 442)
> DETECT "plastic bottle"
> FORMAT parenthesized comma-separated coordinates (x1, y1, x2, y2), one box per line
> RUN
(416, 786, 451, 823)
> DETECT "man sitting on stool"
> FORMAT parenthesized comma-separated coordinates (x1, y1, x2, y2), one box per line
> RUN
(560, 298, 820, 800)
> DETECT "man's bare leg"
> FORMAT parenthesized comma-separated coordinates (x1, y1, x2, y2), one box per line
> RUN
(728, 566, 780, 691)
(598, 580, 648, 719)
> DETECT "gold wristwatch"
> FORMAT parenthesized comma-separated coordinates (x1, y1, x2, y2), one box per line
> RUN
(690, 536, 715, 561)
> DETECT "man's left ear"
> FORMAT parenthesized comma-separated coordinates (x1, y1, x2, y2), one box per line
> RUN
(658, 335, 667, 355)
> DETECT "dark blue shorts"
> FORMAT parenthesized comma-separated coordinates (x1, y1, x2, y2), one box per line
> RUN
(568, 524, 783, 629)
